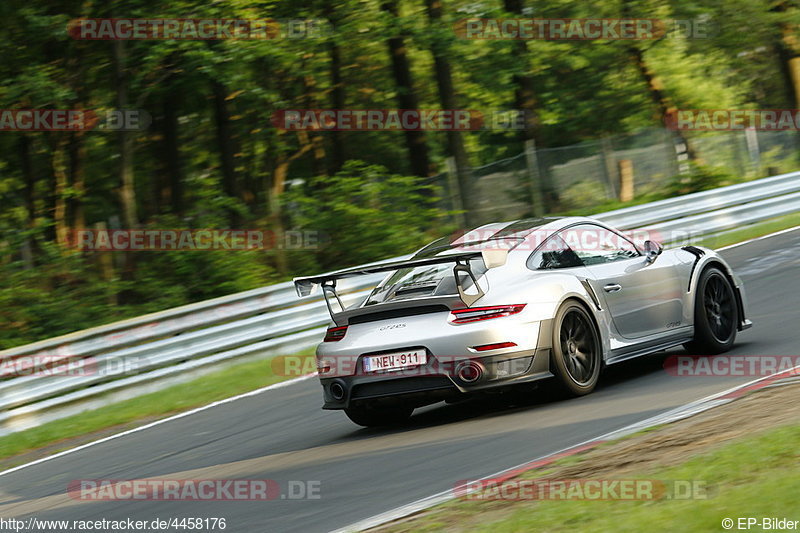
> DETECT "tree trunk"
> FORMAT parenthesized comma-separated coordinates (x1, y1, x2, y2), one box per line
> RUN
(503, 0, 542, 145)
(773, 1, 800, 108)
(381, 0, 432, 177)
(302, 68, 328, 180)
(620, 0, 696, 163)
(627, 45, 698, 162)
(162, 88, 184, 215)
(68, 134, 86, 231)
(113, 39, 137, 304)
(212, 80, 239, 223)
(267, 133, 313, 274)
(51, 138, 70, 248)
(326, 3, 347, 175)
(424, 0, 475, 226)
(20, 135, 36, 267)
(20, 135, 35, 226)
(113, 40, 138, 228)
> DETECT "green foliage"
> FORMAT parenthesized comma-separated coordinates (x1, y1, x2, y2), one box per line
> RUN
(667, 163, 736, 196)
(0, 0, 798, 348)
(559, 180, 610, 211)
(285, 161, 443, 269)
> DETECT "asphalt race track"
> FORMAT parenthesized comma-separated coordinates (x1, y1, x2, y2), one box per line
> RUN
(1, 228, 799, 533)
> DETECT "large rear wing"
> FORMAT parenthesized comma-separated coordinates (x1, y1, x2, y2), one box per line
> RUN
(293, 248, 509, 309)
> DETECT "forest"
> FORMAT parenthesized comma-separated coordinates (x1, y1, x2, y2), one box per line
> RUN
(1, 0, 798, 347)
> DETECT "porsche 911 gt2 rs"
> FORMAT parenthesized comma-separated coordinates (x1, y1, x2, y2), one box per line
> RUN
(294, 216, 751, 426)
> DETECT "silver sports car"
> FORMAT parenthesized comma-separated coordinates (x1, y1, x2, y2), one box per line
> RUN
(294, 216, 751, 426)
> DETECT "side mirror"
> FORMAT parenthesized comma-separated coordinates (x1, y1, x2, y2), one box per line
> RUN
(644, 240, 663, 264)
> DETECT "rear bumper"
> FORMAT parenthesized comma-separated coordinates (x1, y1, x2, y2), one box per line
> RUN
(318, 319, 554, 409)
(317, 310, 552, 409)
(319, 350, 552, 409)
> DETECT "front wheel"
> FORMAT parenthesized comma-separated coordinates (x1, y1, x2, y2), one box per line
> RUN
(684, 266, 738, 354)
(550, 301, 602, 396)
(344, 405, 414, 427)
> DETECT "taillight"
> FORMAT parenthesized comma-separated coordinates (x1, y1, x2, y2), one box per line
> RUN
(449, 304, 526, 324)
(472, 342, 518, 351)
(323, 325, 348, 342)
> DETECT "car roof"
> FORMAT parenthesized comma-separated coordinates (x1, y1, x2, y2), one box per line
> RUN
(412, 216, 603, 259)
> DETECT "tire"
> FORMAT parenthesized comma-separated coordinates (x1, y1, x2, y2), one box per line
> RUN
(550, 301, 602, 396)
(684, 266, 738, 355)
(344, 404, 414, 427)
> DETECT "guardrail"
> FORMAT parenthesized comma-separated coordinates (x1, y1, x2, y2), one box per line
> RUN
(1, 171, 799, 434)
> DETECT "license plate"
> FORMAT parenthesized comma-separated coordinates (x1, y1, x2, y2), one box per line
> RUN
(363, 349, 427, 372)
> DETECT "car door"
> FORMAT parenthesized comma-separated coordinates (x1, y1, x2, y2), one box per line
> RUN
(559, 224, 684, 339)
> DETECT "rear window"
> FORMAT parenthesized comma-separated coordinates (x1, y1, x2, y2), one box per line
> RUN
(364, 257, 486, 305)
(363, 235, 522, 306)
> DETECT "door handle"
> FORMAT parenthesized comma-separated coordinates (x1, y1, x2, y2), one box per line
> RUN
(603, 283, 622, 293)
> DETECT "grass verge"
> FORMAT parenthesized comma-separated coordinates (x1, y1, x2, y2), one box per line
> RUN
(0, 351, 314, 463)
(386, 421, 800, 532)
(697, 212, 800, 249)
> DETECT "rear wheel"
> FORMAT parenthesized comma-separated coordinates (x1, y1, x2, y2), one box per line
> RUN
(684, 266, 738, 354)
(344, 404, 414, 427)
(550, 301, 602, 396)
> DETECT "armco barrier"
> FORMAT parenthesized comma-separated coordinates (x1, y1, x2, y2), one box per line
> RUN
(1, 172, 799, 434)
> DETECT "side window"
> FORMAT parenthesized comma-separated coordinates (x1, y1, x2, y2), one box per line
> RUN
(527, 235, 584, 270)
(559, 224, 639, 266)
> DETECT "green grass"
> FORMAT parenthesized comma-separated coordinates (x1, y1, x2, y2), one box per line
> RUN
(0, 351, 314, 462)
(398, 422, 800, 533)
(697, 212, 800, 249)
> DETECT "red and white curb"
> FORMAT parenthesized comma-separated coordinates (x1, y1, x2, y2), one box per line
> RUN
(334, 364, 800, 533)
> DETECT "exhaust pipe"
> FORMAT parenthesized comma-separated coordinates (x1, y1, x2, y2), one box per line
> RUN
(329, 380, 346, 401)
(455, 361, 484, 384)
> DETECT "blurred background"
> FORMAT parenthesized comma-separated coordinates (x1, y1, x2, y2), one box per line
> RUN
(1, 0, 799, 348)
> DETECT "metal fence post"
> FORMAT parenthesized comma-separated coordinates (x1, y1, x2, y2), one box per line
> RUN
(601, 136, 619, 199)
(524, 139, 545, 217)
(446, 157, 467, 228)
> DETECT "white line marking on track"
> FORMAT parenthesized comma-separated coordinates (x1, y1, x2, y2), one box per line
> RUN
(0, 373, 317, 478)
